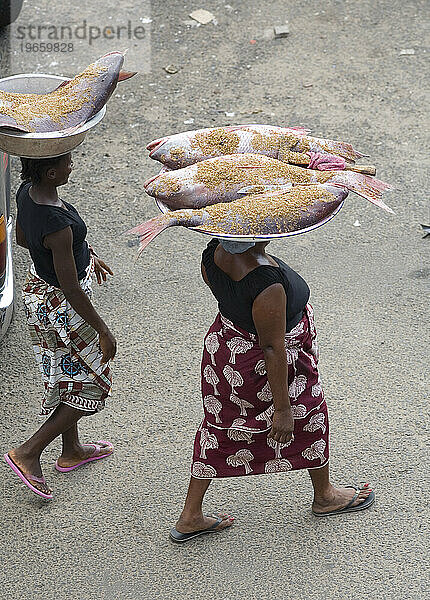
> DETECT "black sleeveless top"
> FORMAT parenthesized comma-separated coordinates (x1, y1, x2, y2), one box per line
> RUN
(202, 239, 310, 334)
(16, 182, 91, 288)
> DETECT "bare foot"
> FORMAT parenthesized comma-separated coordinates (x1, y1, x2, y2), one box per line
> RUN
(56, 441, 113, 468)
(175, 512, 235, 534)
(312, 483, 373, 514)
(7, 448, 52, 496)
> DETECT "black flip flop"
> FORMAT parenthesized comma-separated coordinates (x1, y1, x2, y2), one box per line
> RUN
(170, 516, 225, 543)
(312, 484, 375, 517)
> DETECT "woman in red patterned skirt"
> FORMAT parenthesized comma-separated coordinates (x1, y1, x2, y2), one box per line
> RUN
(170, 238, 374, 542)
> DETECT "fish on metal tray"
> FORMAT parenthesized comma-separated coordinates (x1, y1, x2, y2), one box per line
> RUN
(129, 183, 350, 254)
(143, 153, 393, 213)
(0, 51, 136, 133)
(146, 124, 365, 170)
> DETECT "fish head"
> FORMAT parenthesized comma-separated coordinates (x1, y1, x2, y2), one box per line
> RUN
(147, 133, 192, 168)
(143, 167, 205, 209)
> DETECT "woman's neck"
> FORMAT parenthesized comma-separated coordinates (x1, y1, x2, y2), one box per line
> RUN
(215, 242, 277, 279)
(29, 182, 61, 206)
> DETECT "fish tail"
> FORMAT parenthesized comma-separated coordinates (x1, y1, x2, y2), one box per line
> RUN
(330, 172, 394, 213)
(127, 216, 173, 254)
(127, 209, 205, 254)
(312, 137, 367, 161)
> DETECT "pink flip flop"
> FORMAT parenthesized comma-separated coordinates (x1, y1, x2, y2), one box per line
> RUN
(54, 440, 114, 473)
(4, 453, 53, 500)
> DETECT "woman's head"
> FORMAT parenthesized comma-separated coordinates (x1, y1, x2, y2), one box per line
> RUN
(20, 153, 73, 186)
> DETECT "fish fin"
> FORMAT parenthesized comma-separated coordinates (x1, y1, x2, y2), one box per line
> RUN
(58, 122, 86, 136)
(237, 165, 266, 169)
(118, 70, 137, 81)
(237, 184, 292, 195)
(224, 124, 311, 135)
(127, 216, 172, 254)
(283, 126, 311, 135)
(51, 80, 70, 92)
(224, 124, 254, 130)
(308, 151, 346, 170)
(223, 124, 269, 132)
(330, 172, 394, 213)
(314, 138, 367, 161)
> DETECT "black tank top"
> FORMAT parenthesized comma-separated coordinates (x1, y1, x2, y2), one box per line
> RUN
(202, 239, 310, 333)
(16, 182, 91, 288)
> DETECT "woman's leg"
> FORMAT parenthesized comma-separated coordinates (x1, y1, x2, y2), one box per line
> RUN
(56, 422, 112, 468)
(7, 404, 87, 494)
(308, 463, 372, 514)
(175, 476, 234, 533)
(61, 422, 81, 456)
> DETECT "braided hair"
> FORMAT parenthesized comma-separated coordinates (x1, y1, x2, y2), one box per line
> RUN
(20, 155, 66, 184)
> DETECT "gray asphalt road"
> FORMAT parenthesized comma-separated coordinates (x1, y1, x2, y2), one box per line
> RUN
(1, 1, 429, 599)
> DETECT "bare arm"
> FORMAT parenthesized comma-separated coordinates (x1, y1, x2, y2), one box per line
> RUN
(16, 221, 28, 248)
(201, 262, 210, 286)
(44, 227, 116, 363)
(252, 283, 293, 443)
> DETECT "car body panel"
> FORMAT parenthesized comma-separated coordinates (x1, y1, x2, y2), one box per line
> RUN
(0, 151, 14, 341)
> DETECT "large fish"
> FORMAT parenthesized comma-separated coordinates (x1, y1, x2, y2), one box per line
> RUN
(0, 51, 136, 133)
(143, 153, 393, 213)
(129, 183, 350, 254)
(146, 124, 365, 170)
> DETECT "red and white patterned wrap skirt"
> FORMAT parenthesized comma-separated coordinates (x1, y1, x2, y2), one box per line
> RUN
(192, 303, 329, 478)
(22, 258, 112, 416)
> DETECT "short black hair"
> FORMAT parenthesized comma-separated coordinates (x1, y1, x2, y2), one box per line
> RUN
(20, 155, 67, 184)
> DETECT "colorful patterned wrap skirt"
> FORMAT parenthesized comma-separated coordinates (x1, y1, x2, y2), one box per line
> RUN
(22, 259, 112, 416)
(192, 303, 329, 478)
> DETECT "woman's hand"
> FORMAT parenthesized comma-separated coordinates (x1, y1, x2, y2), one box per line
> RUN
(94, 257, 113, 285)
(268, 407, 294, 444)
(99, 329, 117, 363)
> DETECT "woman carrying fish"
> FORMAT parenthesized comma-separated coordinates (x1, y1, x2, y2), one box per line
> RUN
(4, 153, 116, 500)
(131, 136, 391, 540)
(169, 238, 375, 542)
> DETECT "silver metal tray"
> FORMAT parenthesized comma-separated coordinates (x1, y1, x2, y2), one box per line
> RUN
(0, 74, 106, 158)
(155, 198, 345, 241)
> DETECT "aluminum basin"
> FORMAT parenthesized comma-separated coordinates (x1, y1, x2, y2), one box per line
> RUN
(0, 74, 106, 158)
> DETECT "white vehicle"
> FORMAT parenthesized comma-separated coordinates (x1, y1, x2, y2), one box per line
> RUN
(0, 1, 23, 28)
(0, 2, 22, 339)
(0, 152, 13, 340)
